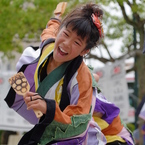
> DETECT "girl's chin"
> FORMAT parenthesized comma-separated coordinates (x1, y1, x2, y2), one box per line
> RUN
(53, 54, 64, 63)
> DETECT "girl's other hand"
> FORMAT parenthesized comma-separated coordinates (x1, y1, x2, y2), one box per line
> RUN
(23, 92, 47, 114)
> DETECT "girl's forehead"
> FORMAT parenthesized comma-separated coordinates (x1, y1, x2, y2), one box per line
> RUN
(64, 25, 88, 41)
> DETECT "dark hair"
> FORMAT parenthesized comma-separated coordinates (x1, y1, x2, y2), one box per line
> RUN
(60, 3, 103, 50)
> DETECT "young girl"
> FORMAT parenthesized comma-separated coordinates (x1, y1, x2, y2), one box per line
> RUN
(5, 2, 134, 145)
(40, 2, 134, 145)
(5, 2, 106, 145)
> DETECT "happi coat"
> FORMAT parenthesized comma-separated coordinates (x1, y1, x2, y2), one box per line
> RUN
(5, 17, 134, 145)
(5, 40, 106, 144)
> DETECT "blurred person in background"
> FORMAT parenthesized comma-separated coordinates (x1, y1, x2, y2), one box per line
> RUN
(142, 121, 145, 145)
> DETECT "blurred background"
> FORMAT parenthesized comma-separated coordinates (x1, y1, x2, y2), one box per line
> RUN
(0, 0, 145, 144)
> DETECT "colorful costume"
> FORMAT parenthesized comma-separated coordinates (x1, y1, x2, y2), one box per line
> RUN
(5, 17, 134, 145)
(5, 18, 106, 144)
(93, 91, 134, 145)
(40, 18, 134, 145)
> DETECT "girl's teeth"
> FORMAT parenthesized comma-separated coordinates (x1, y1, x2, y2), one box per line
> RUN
(60, 48, 67, 53)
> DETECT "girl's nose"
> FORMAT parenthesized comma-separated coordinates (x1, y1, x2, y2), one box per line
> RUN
(63, 39, 71, 48)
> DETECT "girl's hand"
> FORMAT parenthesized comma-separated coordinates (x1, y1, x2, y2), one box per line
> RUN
(23, 92, 47, 114)
(54, 2, 67, 20)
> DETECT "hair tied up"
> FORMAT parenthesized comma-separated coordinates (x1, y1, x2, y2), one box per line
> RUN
(91, 13, 104, 38)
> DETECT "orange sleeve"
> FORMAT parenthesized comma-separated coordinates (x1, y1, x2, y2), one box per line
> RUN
(41, 18, 61, 42)
(102, 115, 124, 135)
(54, 62, 93, 124)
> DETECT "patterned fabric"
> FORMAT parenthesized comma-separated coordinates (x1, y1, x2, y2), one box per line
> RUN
(93, 90, 134, 145)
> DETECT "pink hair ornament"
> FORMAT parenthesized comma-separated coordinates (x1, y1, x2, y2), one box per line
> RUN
(91, 13, 104, 38)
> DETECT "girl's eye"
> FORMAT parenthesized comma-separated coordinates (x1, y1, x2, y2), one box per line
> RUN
(63, 32, 69, 37)
(75, 41, 81, 46)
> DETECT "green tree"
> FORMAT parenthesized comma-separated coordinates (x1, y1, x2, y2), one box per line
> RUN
(0, 0, 69, 58)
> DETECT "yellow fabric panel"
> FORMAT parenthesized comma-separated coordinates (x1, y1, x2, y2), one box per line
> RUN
(106, 135, 126, 143)
(93, 116, 109, 130)
(34, 43, 54, 90)
(93, 116, 126, 143)
(55, 78, 64, 104)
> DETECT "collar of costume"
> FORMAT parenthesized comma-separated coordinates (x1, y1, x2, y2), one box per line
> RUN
(34, 43, 54, 90)
(34, 43, 74, 98)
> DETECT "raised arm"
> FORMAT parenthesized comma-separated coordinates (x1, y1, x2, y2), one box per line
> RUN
(41, 2, 67, 42)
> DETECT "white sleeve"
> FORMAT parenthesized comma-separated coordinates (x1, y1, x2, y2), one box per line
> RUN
(16, 46, 40, 71)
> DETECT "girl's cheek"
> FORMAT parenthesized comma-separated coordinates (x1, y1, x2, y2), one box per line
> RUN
(59, 32, 64, 38)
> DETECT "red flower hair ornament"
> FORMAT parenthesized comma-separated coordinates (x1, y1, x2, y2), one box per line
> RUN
(91, 13, 104, 38)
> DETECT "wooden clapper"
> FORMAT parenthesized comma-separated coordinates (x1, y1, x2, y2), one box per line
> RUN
(54, 2, 67, 16)
(9, 72, 43, 118)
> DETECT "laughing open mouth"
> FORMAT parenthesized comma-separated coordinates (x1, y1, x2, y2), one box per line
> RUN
(59, 47, 68, 55)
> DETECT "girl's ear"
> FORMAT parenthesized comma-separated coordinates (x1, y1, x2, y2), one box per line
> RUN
(80, 49, 90, 56)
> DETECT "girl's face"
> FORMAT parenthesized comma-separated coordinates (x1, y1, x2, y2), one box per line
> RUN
(53, 26, 89, 65)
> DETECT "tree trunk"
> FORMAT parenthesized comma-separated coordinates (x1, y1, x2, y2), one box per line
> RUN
(136, 55, 145, 101)
(136, 55, 145, 145)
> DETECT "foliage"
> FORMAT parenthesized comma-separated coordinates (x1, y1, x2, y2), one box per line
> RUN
(127, 123, 135, 132)
(0, 0, 68, 58)
(0, 0, 145, 58)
